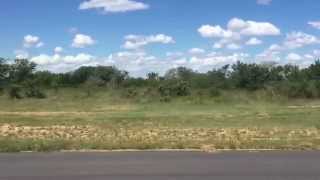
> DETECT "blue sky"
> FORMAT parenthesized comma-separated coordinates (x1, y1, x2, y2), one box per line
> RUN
(1, 0, 320, 76)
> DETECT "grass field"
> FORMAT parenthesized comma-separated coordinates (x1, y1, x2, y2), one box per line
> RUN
(1, 88, 320, 152)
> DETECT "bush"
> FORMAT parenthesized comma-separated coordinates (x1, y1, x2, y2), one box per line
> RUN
(0, 87, 4, 96)
(24, 80, 46, 99)
(276, 81, 320, 99)
(124, 88, 138, 98)
(160, 95, 171, 102)
(159, 80, 190, 97)
(25, 86, 46, 99)
(209, 87, 221, 97)
(8, 85, 23, 99)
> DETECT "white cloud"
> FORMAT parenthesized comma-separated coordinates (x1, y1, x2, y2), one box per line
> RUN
(28, 48, 253, 77)
(239, 20, 280, 36)
(308, 21, 320, 30)
(189, 48, 205, 54)
(226, 43, 242, 50)
(14, 50, 29, 59)
(109, 51, 250, 76)
(286, 53, 302, 61)
(23, 35, 44, 48)
(257, 0, 272, 5)
(189, 52, 249, 72)
(246, 37, 263, 45)
(304, 54, 314, 59)
(31, 54, 61, 65)
(313, 49, 320, 57)
(198, 25, 233, 38)
(259, 31, 320, 58)
(54, 47, 63, 54)
(64, 53, 95, 64)
(268, 44, 282, 51)
(284, 31, 319, 49)
(213, 43, 223, 49)
(227, 18, 280, 36)
(199, 18, 279, 50)
(123, 34, 175, 50)
(166, 52, 184, 57)
(72, 34, 96, 48)
(227, 18, 248, 31)
(79, 0, 149, 13)
(105, 51, 167, 77)
(31, 53, 95, 66)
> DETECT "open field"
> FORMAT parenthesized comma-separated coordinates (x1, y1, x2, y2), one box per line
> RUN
(1, 88, 320, 152)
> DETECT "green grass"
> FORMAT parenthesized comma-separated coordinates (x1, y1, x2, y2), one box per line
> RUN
(1, 88, 320, 152)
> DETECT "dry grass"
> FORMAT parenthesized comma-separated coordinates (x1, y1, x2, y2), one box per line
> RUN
(1, 89, 320, 152)
(1, 124, 320, 152)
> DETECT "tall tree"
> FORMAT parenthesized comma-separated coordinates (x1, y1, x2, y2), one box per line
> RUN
(0, 58, 10, 89)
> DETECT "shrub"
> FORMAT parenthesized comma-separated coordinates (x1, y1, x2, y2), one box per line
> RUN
(25, 86, 46, 99)
(158, 80, 190, 97)
(124, 88, 139, 98)
(209, 87, 221, 97)
(160, 95, 171, 102)
(8, 85, 23, 99)
(24, 80, 46, 99)
(0, 87, 3, 96)
(276, 81, 320, 99)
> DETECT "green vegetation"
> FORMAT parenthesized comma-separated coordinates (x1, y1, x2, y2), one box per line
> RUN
(1, 58, 320, 152)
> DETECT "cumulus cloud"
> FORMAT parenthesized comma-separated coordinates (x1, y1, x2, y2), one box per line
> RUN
(227, 18, 280, 36)
(54, 47, 63, 54)
(213, 43, 223, 49)
(257, 0, 272, 5)
(189, 48, 206, 55)
(286, 53, 302, 61)
(31, 53, 95, 66)
(189, 52, 250, 72)
(284, 31, 319, 49)
(246, 37, 263, 45)
(166, 52, 184, 57)
(198, 18, 279, 50)
(259, 31, 320, 59)
(105, 51, 166, 76)
(198, 25, 233, 38)
(79, 0, 149, 13)
(226, 43, 242, 50)
(308, 21, 320, 30)
(23, 35, 44, 48)
(14, 50, 29, 59)
(123, 34, 175, 50)
(240, 21, 280, 36)
(105, 51, 251, 76)
(72, 34, 96, 48)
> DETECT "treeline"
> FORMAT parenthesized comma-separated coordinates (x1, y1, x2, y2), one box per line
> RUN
(1, 57, 320, 100)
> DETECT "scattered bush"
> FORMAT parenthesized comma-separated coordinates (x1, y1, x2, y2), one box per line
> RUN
(8, 85, 23, 99)
(24, 80, 46, 99)
(124, 88, 139, 98)
(159, 80, 190, 97)
(209, 87, 221, 97)
(3, 58, 320, 101)
(25, 86, 46, 99)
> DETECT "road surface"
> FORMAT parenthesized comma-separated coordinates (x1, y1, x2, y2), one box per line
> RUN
(0, 151, 319, 180)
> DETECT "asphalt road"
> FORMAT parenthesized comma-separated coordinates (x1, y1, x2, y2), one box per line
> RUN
(0, 151, 320, 180)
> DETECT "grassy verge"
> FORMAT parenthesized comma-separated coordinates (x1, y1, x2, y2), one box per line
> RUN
(1, 125, 320, 152)
(1, 89, 320, 152)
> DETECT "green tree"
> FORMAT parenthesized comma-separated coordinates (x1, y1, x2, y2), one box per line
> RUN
(0, 58, 10, 90)
(231, 62, 270, 90)
(9, 59, 36, 84)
